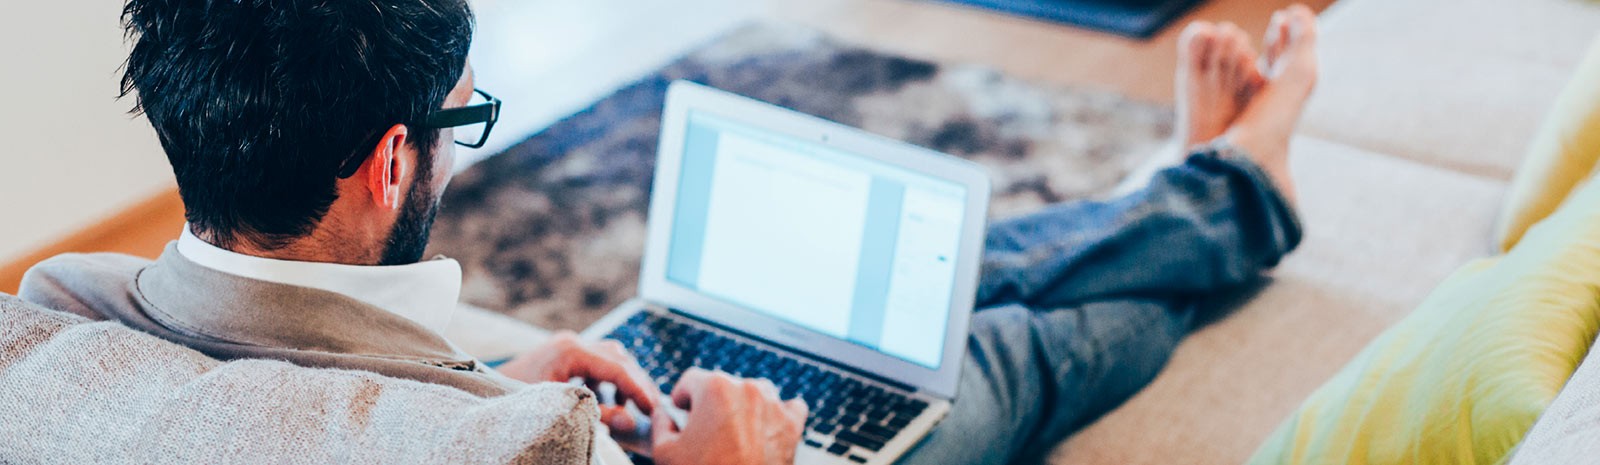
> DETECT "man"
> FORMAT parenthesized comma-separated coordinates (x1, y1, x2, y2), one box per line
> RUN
(19, 0, 1319, 463)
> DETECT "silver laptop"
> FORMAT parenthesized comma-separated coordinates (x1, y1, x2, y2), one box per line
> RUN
(581, 81, 992, 465)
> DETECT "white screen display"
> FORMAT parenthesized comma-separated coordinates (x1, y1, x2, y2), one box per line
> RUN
(664, 112, 966, 369)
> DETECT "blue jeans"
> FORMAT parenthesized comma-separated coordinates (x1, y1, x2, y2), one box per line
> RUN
(900, 144, 1303, 464)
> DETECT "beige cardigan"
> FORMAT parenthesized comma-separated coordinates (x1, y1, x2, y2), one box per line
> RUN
(0, 292, 599, 464)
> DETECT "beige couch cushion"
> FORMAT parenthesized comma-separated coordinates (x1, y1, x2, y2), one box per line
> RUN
(1300, 0, 1600, 180)
(1047, 136, 1507, 464)
(0, 294, 599, 465)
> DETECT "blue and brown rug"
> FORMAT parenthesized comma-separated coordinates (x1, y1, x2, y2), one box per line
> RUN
(424, 24, 1174, 331)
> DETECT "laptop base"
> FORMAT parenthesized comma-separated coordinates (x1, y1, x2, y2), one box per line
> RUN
(582, 300, 950, 465)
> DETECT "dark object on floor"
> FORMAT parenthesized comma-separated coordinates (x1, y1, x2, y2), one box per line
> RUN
(424, 23, 1173, 331)
(931, 0, 1205, 39)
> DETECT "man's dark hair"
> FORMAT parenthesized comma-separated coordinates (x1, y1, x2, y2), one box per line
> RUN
(120, 0, 473, 250)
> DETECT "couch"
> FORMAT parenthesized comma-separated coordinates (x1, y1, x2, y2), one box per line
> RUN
(1041, 0, 1600, 463)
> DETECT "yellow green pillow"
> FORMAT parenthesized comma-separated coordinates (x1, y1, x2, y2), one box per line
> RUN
(1495, 33, 1600, 252)
(1247, 176, 1600, 464)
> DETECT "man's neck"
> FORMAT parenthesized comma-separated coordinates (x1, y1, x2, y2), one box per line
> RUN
(195, 226, 383, 266)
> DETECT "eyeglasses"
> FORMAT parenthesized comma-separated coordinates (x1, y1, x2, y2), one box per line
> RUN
(425, 88, 501, 149)
(337, 88, 502, 178)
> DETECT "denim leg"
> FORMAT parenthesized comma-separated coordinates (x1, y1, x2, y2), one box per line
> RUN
(899, 298, 1193, 465)
(976, 145, 1302, 308)
(900, 146, 1301, 464)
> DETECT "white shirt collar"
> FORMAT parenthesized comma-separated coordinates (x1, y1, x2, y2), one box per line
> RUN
(176, 225, 463, 335)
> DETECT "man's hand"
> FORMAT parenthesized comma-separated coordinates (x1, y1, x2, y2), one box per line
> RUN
(651, 368, 808, 465)
(497, 331, 658, 432)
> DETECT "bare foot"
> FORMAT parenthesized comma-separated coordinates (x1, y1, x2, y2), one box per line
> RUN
(1175, 21, 1264, 149)
(1224, 4, 1319, 203)
(1114, 19, 1265, 197)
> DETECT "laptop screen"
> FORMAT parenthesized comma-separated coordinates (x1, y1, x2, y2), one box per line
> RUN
(663, 111, 967, 370)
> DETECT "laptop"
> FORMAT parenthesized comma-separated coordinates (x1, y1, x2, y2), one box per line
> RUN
(580, 81, 992, 465)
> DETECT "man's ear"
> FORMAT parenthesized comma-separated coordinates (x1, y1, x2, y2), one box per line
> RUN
(362, 124, 410, 210)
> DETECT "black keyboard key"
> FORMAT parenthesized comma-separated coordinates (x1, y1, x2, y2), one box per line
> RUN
(838, 414, 861, 428)
(848, 456, 868, 463)
(887, 415, 911, 429)
(819, 399, 844, 418)
(835, 431, 885, 452)
(826, 443, 851, 456)
(804, 439, 824, 449)
(814, 423, 837, 435)
(811, 405, 843, 425)
(857, 423, 896, 442)
(900, 400, 929, 414)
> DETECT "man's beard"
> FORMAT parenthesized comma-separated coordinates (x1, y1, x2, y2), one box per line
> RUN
(378, 156, 441, 266)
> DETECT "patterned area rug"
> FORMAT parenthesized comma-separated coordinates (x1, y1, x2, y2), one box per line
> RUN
(425, 23, 1174, 331)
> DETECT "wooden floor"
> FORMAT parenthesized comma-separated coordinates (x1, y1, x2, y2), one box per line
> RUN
(0, 0, 1333, 295)
(0, 188, 186, 294)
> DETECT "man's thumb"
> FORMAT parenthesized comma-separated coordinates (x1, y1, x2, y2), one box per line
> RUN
(650, 405, 681, 447)
(600, 405, 637, 433)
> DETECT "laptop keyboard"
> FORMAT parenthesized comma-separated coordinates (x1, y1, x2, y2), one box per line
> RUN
(605, 311, 930, 462)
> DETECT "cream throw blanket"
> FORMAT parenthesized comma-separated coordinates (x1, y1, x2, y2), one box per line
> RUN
(0, 294, 598, 464)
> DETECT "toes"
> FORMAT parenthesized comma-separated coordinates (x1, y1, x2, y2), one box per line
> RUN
(1207, 24, 1236, 75)
(1255, 5, 1321, 91)
(1263, 8, 1306, 72)
(1233, 45, 1259, 86)
(1241, 46, 1266, 89)
(1225, 21, 1254, 53)
(1180, 20, 1215, 45)
(1264, 11, 1290, 62)
(1180, 22, 1218, 71)
(1285, 5, 1319, 46)
(1221, 23, 1256, 77)
(1286, 4, 1316, 21)
(1213, 27, 1236, 77)
(1217, 21, 1246, 43)
(1268, 5, 1318, 48)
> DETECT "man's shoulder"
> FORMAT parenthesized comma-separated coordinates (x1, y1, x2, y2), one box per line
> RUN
(18, 252, 153, 321)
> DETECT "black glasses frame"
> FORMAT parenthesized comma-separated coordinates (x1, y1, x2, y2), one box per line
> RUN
(425, 88, 501, 149)
(337, 88, 502, 178)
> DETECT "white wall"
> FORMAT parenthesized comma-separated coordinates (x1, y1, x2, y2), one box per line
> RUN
(0, 0, 769, 265)
(0, 0, 176, 264)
